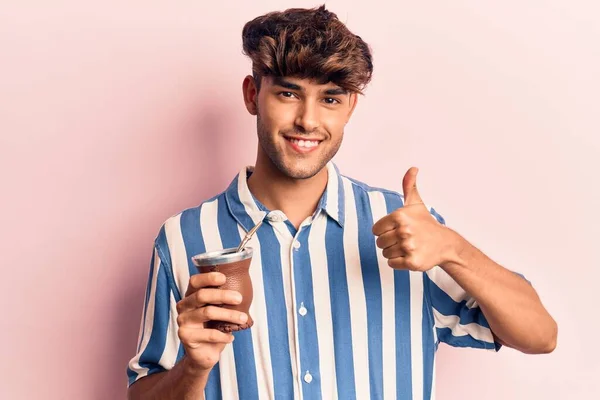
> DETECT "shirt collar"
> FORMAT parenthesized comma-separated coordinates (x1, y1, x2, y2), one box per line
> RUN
(224, 161, 345, 232)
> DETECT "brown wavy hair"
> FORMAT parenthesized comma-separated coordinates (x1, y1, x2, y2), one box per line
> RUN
(242, 5, 373, 94)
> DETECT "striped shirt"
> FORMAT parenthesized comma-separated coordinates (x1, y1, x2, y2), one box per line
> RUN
(127, 161, 500, 400)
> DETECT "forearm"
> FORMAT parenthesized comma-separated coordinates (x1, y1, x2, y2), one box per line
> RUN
(440, 229, 557, 354)
(128, 357, 210, 400)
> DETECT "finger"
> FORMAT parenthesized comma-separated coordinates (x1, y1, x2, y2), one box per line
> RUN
(179, 287, 243, 314)
(178, 305, 249, 327)
(186, 272, 227, 296)
(199, 288, 243, 306)
(389, 254, 425, 271)
(375, 230, 399, 250)
(387, 256, 408, 270)
(382, 244, 406, 259)
(178, 326, 235, 346)
(372, 215, 397, 236)
(177, 287, 243, 314)
(177, 295, 203, 315)
(402, 167, 424, 206)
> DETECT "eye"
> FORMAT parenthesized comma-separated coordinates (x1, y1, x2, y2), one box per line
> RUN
(279, 91, 296, 98)
(323, 97, 341, 104)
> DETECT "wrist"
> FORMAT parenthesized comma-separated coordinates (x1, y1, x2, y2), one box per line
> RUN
(441, 227, 469, 269)
(182, 356, 212, 379)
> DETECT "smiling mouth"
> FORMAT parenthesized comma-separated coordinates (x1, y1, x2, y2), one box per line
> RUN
(283, 136, 323, 154)
(286, 137, 321, 147)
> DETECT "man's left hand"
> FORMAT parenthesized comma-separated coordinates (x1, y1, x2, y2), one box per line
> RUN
(372, 167, 459, 271)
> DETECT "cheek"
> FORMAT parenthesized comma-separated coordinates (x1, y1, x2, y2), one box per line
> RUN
(260, 97, 296, 129)
(322, 113, 347, 136)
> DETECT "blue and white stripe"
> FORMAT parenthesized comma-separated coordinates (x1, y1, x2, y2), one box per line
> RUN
(127, 162, 500, 399)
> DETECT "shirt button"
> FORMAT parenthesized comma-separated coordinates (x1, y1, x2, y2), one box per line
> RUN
(293, 241, 301, 250)
(304, 371, 313, 383)
(267, 211, 284, 222)
(298, 304, 307, 316)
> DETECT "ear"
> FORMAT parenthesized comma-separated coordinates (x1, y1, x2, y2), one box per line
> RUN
(242, 75, 259, 115)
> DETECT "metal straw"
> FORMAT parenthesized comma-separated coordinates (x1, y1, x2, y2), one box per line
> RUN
(236, 218, 264, 253)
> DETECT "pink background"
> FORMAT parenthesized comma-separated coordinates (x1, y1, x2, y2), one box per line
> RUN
(1, 1, 598, 399)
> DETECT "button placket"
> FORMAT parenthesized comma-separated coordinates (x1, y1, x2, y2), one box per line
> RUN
(290, 229, 316, 391)
(288, 232, 302, 389)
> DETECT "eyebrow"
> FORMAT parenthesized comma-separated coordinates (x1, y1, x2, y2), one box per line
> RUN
(324, 88, 348, 95)
(272, 76, 348, 95)
(273, 77, 303, 91)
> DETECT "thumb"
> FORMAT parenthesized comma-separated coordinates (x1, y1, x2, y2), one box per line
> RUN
(402, 167, 424, 206)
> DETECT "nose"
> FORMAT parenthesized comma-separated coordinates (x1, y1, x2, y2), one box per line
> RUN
(295, 102, 320, 133)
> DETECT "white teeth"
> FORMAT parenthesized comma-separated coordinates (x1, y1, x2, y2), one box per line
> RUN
(289, 138, 319, 148)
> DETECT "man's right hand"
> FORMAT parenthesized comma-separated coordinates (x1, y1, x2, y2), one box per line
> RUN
(175, 272, 248, 373)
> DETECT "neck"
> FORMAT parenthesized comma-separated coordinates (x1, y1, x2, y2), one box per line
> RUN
(247, 155, 328, 229)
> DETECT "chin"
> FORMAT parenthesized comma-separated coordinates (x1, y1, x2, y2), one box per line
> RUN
(273, 158, 326, 180)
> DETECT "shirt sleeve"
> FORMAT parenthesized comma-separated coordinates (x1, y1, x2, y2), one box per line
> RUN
(126, 243, 182, 387)
(424, 266, 502, 351)
(424, 206, 502, 351)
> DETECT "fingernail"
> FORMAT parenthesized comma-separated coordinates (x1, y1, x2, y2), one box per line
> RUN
(239, 313, 248, 323)
(234, 293, 243, 304)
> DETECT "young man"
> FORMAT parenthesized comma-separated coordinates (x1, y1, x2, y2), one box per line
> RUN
(127, 5, 557, 399)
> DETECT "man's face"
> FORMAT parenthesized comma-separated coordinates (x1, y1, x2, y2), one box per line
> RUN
(250, 76, 357, 179)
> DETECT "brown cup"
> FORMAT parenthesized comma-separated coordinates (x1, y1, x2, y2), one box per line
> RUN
(191, 247, 254, 333)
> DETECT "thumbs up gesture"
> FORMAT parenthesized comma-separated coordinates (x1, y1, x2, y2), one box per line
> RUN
(372, 167, 455, 271)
